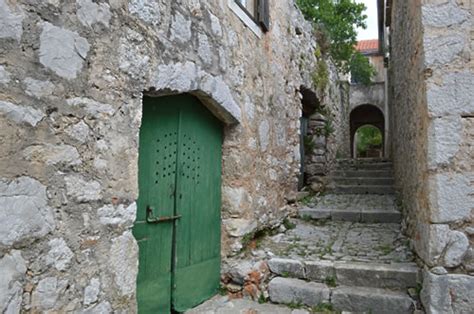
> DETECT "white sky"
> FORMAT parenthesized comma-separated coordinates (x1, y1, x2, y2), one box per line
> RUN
(356, 0, 379, 40)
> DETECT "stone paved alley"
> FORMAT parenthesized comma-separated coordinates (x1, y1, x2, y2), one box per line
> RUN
(208, 159, 421, 313)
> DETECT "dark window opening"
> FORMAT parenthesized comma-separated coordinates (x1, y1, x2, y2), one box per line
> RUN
(235, 0, 270, 32)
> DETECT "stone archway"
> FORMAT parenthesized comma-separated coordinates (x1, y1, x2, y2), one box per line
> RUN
(350, 104, 384, 158)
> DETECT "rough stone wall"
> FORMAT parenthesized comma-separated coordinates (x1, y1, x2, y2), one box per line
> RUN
(304, 62, 350, 187)
(389, 0, 473, 312)
(0, 0, 318, 312)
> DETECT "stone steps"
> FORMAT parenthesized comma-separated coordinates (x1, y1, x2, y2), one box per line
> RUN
(335, 161, 393, 170)
(332, 169, 393, 178)
(268, 258, 419, 290)
(328, 184, 395, 195)
(268, 277, 415, 314)
(299, 206, 402, 223)
(329, 176, 394, 186)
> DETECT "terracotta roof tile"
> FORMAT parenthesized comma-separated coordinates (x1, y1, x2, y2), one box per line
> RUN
(356, 39, 379, 53)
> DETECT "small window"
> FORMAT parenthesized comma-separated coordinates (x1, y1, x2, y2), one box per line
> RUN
(233, 0, 270, 33)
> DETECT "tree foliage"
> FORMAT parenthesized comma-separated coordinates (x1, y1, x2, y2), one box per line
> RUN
(356, 125, 382, 156)
(297, 0, 375, 83)
(350, 52, 377, 85)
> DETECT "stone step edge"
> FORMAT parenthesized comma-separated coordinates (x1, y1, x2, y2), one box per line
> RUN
(299, 207, 402, 223)
(268, 277, 415, 313)
(268, 258, 419, 290)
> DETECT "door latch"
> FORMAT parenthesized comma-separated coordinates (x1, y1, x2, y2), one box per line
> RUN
(146, 205, 181, 224)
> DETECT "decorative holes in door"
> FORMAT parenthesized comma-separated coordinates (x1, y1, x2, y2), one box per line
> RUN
(155, 132, 178, 184)
(181, 134, 201, 185)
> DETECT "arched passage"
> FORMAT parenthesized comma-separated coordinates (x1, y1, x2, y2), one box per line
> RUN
(350, 104, 384, 158)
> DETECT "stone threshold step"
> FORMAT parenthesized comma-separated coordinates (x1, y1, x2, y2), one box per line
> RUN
(329, 176, 394, 186)
(329, 185, 395, 195)
(268, 258, 419, 290)
(332, 170, 393, 178)
(335, 163, 394, 170)
(268, 277, 415, 314)
(299, 206, 401, 223)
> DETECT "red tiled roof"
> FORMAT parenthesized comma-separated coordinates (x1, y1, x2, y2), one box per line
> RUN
(356, 39, 379, 53)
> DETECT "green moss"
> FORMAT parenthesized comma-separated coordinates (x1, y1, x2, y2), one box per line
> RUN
(283, 218, 296, 230)
(312, 302, 337, 313)
(324, 275, 337, 287)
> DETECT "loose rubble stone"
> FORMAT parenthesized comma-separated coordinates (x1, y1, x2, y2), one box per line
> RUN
(109, 231, 138, 296)
(76, 0, 111, 28)
(46, 238, 74, 271)
(39, 22, 90, 79)
(0, 100, 45, 127)
(65, 175, 102, 202)
(0, 251, 26, 314)
(268, 277, 330, 307)
(224, 218, 257, 238)
(97, 202, 136, 227)
(228, 260, 253, 285)
(0, 0, 24, 41)
(0, 177, 55, 246)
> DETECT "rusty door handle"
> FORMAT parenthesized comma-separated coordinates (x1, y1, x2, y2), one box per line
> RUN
(146, 205, 181, 224)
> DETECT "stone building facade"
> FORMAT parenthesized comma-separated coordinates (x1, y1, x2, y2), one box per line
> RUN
(0, 0, 322, 312)
(387, 0, 473, 312)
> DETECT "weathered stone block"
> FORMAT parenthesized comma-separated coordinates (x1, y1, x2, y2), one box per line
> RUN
(0, 251, 26, 313)
(268, 277, 330, 307)
(304, 260, 335, 282)
(332, 286, 414, 314)
(76, 0, 111, 28)
(443, 230, 469, 268)
(428, 116, 462, 168)
(268, 258, 305, 279)
(0, 100, 45, 127)
(46, 238, 74, 271)
(421, 270, 474, 314)
(39, 22, 90, 79)
(0, 177, 55, 246)
(97, 202, 136, 227)
(23, 144, 81, 167)
(429, 173, 471, 223)
(128, 0, 161, 26)
(65, 175, 102, 202)
(109, 231, 138, 296)
(334, 262, 418, 289)
(0, 0, 24, 41)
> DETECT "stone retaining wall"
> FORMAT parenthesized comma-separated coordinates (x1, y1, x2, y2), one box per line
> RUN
(389, 0, 473, 312)
(0, 0, 319, 311)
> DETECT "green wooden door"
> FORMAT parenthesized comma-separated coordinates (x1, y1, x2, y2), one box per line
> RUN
(133, 95, 222, 313)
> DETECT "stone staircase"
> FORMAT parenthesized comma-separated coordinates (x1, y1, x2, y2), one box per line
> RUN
(265, 159, 420, 313)
(328, 159, 395, 195)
